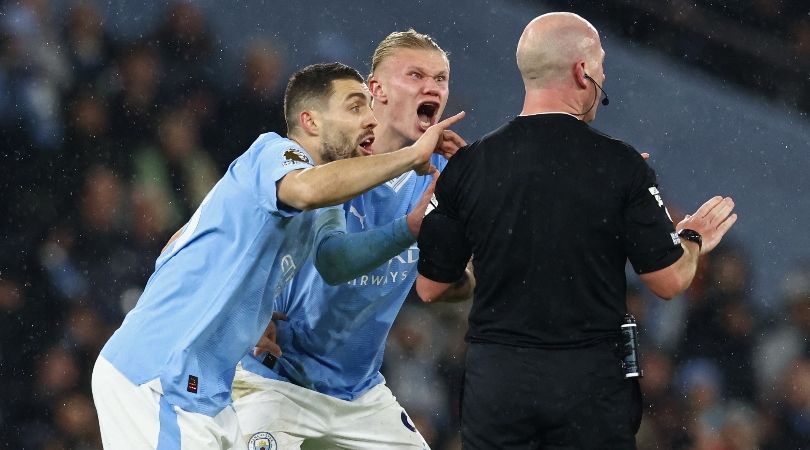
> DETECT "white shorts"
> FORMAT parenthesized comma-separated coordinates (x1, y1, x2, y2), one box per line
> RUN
(231, 366, 430, 450)
(92, 356, 242, 450)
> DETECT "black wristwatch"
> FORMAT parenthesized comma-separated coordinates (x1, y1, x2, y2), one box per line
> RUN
(678, 229, 702, 250)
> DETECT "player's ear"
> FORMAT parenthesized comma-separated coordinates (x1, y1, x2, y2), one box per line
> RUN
(299, 110, 319, 136)
(368, 75, 387, 103)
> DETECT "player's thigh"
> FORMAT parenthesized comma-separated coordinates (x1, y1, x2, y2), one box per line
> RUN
(92, 356, 162, 450)
(330, 384, 430, 450)
(175, 404, 242, 450)
(241, 429, 305, 450)
(232, 375, 325, 449)
(93, 356, 244, 450)
(233, 390, 310, 449)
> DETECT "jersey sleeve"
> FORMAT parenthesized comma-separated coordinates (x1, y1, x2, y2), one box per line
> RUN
(253, 142, 315, 216)
(417, 162, 472, 283)
(312, 207, 415, 285)
(623, 156, 684, 274)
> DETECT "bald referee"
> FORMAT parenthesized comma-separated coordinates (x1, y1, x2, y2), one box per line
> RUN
(415, 12, 737, 449)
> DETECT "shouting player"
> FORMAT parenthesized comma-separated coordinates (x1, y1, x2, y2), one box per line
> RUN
(231, 31, 474, 449)
(92, 62, 463, 450)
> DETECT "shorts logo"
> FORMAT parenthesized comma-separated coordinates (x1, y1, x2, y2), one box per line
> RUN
(401, 411, 417, 432)
(283, 148, 311, 166)
(247, 432, 277, 450)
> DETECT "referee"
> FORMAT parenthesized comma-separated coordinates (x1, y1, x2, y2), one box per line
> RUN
(415, 12, 737, 450)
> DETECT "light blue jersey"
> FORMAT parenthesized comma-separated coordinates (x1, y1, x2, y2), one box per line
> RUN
(101, 133, 339, 416)
(241, 154, 447, 400)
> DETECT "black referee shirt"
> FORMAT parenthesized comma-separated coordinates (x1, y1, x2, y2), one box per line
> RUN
(418, 113, 683, 348)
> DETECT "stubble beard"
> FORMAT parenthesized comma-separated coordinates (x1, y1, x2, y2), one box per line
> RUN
(320, 129, 356, 163)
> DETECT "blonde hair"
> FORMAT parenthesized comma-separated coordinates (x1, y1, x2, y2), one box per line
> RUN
(370, 29, 447, 77)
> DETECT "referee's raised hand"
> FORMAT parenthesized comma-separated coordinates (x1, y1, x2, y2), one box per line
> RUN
(409, 111, 466, 175)
(676, 196, 738, 255)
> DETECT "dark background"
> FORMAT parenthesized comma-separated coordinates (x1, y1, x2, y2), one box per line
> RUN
(1, 1, 808, 448)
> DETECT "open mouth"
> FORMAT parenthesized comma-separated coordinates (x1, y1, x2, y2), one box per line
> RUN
(417, 102, 440, 130)
(358, 134, 375, 155)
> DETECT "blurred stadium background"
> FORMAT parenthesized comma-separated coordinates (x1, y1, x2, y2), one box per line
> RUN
(1, 0, 809, 448)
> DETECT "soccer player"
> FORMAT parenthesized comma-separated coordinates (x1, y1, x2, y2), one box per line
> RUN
(231, 30, 474, 449)
(91, 62, 464, 450)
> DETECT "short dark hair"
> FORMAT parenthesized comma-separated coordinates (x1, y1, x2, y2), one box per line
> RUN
(284, 62, 364, 133)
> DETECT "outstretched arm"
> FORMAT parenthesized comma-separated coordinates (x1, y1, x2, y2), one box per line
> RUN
(313, 175, 439, 285)
(640, 196, 737, 299)
(313, 212, 414, 285)
(277, 112, 465, 210)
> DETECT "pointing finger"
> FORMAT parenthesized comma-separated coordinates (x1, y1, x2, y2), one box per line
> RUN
(433, 111, 466, 130)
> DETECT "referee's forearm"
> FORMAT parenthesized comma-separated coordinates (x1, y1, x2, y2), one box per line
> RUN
(640, 241, 700, 300)
(427, 269, 475, 303)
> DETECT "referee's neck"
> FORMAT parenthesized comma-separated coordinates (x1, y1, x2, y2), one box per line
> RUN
(520, 90, 584, 120)
(518, 111, 579, 119)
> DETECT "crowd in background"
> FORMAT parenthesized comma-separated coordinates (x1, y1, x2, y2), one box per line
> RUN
(548, 0, 810, 116)
(0, 1, 808, 449)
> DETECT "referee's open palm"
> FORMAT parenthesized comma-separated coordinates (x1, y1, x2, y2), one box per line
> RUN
(676, 196, 738, 255)
(410, 111, 466, 175)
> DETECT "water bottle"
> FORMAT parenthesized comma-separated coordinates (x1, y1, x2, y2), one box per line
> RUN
(621, 314, 643, 378)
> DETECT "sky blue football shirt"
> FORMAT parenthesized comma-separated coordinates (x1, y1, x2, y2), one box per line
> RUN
(101, 132, 341, 416)
(241, 154, 447, 400)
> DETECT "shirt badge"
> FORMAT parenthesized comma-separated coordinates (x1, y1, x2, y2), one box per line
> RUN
(283, 148, 312, 166)
(248, 432, 278, 450)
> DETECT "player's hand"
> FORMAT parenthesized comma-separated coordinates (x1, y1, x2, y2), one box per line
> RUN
(676, 196, 737, 255)
(410, 111, 465, 174)
(435, 129, 467, 160)
(253, 311, 288, 357)
(406, 171, 439, 237)
(640, 152, 650, 160)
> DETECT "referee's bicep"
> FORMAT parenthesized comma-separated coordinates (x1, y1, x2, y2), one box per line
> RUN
(417, 210, 471, 283)
(624, 163, 682, 273)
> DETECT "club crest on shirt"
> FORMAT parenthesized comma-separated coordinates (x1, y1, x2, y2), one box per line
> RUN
(248, 431, 278, 450)
(283, 148, 311, 166)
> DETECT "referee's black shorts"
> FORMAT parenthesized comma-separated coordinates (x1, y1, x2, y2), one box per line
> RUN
(461, 340, 642, 450)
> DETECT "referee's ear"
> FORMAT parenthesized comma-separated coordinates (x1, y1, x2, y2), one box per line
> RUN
(573, 61, 589, 89)
(368, 76, 388, 104)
